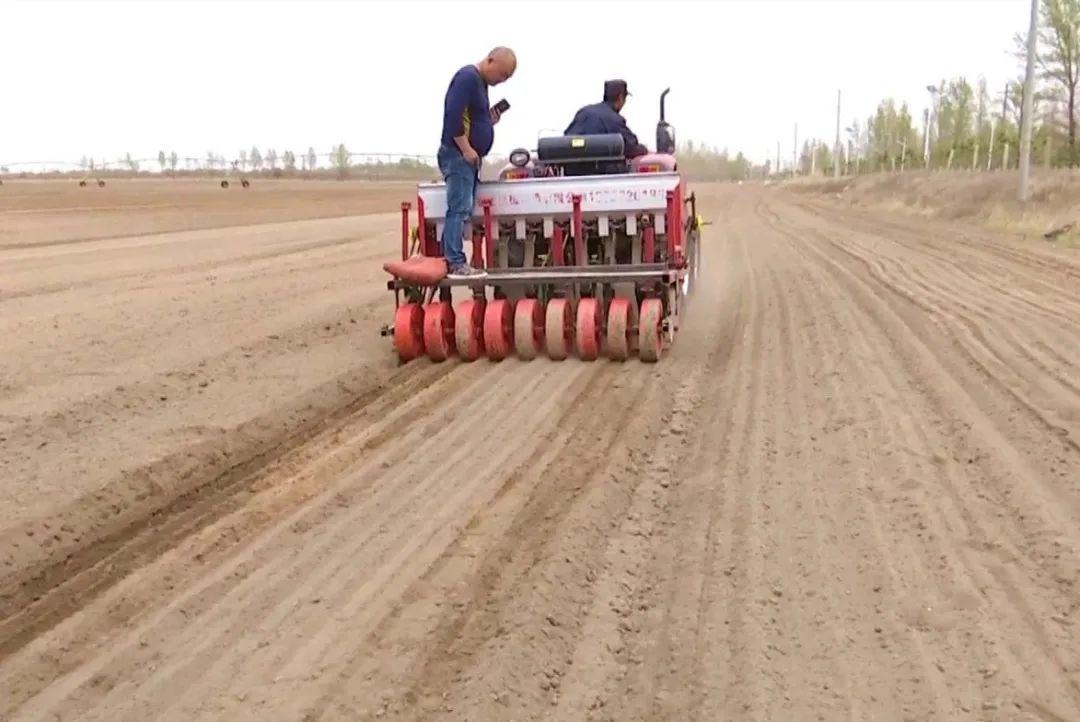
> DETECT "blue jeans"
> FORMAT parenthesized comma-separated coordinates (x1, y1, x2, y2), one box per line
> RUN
(437, 144, 478, 267)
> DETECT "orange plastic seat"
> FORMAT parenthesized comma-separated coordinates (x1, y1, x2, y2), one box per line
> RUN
(383, 255, 448, 285)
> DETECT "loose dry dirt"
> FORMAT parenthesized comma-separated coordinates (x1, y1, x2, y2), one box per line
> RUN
(2, 178, 1079, 721)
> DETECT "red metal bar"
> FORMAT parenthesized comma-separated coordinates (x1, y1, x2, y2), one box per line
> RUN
(674, 185, 684, 266)
(417, 196, 431, 256)
(400, 202, 411, 260)
(665, 191, 677, 267)
(572, 194, 584, 265)
(482, 198, 494, 270)
(469, 222, 481, 267)
(552, 225, 565, 266)
(643, 225, 655, 263)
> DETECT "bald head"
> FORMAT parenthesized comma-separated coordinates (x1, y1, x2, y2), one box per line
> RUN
(477, 46, 516, 85)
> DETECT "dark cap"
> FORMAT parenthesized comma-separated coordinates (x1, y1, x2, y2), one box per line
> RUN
(603, 79, 630, 101)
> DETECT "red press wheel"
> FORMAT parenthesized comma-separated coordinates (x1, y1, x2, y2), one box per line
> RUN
(545, 298, 573, 361)
(575, 297, 601, 361)
(483, 299, 515, 361)
(513, 298, 545, 360)
(394, 303, 425, 363)
(455, 298, 486, 361)
(639, 298, 664, 362)
(423, 301, 455, 362)
(606, 298, 632, 361)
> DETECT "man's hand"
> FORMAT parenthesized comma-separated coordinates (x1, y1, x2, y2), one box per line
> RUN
(490, 106, 502, 125)
(454, 135, 481, 166)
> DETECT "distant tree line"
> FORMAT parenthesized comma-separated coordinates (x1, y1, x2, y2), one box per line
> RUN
(676, 141, 757, 181)
(794, 0, 1080, 176)
(60, 145, 438, 181)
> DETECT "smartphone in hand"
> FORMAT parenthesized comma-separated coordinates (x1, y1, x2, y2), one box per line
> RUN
(491, 98, 510, 124)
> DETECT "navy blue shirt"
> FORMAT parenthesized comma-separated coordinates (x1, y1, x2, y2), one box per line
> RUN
(441, 65, 494, 157)
(564, 101, 647, 158)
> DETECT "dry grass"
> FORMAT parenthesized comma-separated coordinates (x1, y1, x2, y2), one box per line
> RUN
(789, 169, 1080, 248)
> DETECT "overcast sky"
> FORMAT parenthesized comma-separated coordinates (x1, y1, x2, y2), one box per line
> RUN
(2, 0, 1029, 169)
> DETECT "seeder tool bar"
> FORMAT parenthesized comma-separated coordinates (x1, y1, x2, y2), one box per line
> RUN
(440, 264, 673, 287)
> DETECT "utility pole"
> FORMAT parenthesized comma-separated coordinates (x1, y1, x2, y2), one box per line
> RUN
(923, 107, 931, 167)
(793, 123, 798, 176)
(834, 89, 842, 178)
(924, 84, 940, 168)
(1019, 0, 1038, 201)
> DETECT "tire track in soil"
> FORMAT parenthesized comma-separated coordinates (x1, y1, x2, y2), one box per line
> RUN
(283, 359, 651, 722)
(694, 222, 770, 719)
(793, 198, 1080, 369)
(396, 364, 671, 721)
(762, 193, 1080, 718)
(0, 358, 462, 715)
(0, 231, 390, 304)
(636, 240, 752, 720)
(305, 222, 750, 722)
(120, 365, 580, 722)
(775, 201, 1080, 503)
(801, 197, 1080, 290)
(599, 216, 785, 721)
(6, 185, 1080, 721)
(749, 232, 885, 719)
(793, 198, 1080, 406)
(296, 363, 620, 719)
(0, 228, 413, 667)
(689, 226, 810, 720)
(707, 232, 796, 718)
(762, 200, 973, 719)
(553, 233, 749, 721)
(4, 360, 565, 720)
(688, 196, 938, 720)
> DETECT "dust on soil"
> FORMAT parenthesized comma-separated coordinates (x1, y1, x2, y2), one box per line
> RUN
(2, 177, 1079, 721)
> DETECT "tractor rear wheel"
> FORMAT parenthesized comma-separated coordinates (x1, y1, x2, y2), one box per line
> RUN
(639, 298, 663, 362)
(606, 298, 632, 361)
(545, 299, 573, 361)
(575, 298, 601, 361)
(513, 298, 544, 360)
(455, 299, 486, 361)
(394, 303, 425, 363)
(483, 299, 514, 361)
(423, 301, 455, 362)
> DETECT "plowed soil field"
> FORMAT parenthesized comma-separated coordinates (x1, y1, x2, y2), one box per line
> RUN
(2, 178, 1079, 721)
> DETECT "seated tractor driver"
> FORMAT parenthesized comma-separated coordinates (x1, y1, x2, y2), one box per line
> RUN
(564, 79, 649, 159)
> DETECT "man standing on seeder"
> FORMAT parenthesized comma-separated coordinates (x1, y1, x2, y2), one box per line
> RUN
(437, 47, 516, 279)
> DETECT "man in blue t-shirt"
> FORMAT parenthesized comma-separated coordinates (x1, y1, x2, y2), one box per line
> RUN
(438, 47, 516, 279)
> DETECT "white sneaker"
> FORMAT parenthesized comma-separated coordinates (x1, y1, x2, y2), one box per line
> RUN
(447, 264, 488, 279)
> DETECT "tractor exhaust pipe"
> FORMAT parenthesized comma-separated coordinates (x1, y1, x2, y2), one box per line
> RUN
(656, 88, 675, 154)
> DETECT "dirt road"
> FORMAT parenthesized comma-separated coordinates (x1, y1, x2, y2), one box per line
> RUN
(2, 180, 1079, 721)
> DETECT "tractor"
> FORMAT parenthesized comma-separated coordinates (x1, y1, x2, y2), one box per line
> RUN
(383, 88, 701, 363)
